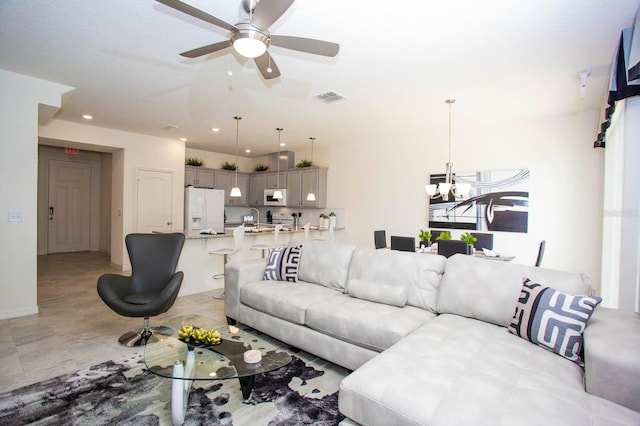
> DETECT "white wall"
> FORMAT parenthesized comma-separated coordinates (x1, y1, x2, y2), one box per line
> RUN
(324, 110, 605, 293)
(0, 69, 73, 319)
(39, 120, 186, 269)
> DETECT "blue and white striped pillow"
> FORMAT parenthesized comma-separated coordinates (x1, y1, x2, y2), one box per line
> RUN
(263, 244, 302, 282)
(508, 277, 602, 366)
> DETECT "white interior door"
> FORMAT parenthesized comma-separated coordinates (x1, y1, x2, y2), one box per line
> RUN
(48, 159, 92, 253)
(136, 169, 174, 233)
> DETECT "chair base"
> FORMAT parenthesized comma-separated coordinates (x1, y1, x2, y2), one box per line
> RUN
(117, 325, 173, 347)
(212, 289, 225, 300)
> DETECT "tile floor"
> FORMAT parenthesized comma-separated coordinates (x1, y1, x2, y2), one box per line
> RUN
(0, 251, 225, 393)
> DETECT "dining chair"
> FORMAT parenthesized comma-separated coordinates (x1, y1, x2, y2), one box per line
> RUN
(430, 230, 443, 244)
(390, 236, 416, 252)
(471, 232, 494, 250)
(437, 239, 471, 258)
(97, 232, 185, 346)
(535, 240, 546, 267)
(374, 230, 387, 249)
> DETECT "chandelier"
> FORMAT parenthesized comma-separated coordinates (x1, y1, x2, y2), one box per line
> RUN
(306, 137, 316, 201)
(273, 128, 284, 200)
(229, 116, 242, 198)
(425, 99, 470, 201)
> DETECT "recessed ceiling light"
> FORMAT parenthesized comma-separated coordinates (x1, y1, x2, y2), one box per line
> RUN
(280, 143, 286, 147)
(82, 114, 93, 120)
(211, 128, 220, 132)
(180, 137, 187, 142)
(245, 149, 251, 153)
(227, 70, 233, 76)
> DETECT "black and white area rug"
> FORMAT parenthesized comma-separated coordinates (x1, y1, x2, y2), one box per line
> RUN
(0, 347, 349, 425)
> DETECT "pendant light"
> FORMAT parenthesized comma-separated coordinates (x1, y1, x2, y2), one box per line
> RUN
(273, 128, 284, 200)
(425, 99, 470, 201)
(229, 116, 242, 198)
(306, 137, 316, 201)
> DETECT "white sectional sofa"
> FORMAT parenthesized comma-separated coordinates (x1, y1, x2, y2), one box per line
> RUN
(224, 241, 640, 425)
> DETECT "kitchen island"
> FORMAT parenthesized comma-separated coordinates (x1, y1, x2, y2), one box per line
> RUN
(177, 226, 344, 296)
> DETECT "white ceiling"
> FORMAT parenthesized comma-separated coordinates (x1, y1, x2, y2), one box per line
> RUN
(1, 0, 639, 156)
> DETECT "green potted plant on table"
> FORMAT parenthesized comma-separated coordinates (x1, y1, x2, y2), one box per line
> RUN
(436, 231, 452, 241)
(460, 232, 478, 252)
(418, 229, 432, 248)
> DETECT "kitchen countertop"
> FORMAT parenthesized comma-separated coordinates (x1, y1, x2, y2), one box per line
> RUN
(184, 226, 342, 240)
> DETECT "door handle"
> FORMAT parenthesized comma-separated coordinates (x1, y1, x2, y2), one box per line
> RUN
(49, 207, 54, 215)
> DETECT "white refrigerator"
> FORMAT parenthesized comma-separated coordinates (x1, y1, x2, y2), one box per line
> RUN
(184, 187, 225, 233)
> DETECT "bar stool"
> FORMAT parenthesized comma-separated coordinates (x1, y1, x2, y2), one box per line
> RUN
(250, 224, 283, 258)
(209, 225, 244, 299)
(302, 222, 310, 241)
(313, 221, 335, 242)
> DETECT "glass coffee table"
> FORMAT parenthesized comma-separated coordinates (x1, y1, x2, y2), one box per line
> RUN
(144, 315, 292, 426)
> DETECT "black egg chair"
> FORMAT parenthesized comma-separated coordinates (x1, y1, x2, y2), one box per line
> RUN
(97, 232, 185, 346)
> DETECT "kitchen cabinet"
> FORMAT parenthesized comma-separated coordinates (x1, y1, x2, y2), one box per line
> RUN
(186, 165, 327, 208)
(214, 170, 249, 206)
(286, 167, 328, 208)
(185, 166, 214, 188)
(249, 173, 267, 206)
(266, 171, 287, 189)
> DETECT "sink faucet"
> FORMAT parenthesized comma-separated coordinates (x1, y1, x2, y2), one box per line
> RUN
(247, 208, 260, 228)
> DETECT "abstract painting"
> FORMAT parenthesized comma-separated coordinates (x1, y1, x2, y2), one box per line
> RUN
(428, 169, 529, 233)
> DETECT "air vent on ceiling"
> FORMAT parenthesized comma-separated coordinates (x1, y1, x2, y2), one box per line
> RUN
(315, 91, 346, 103)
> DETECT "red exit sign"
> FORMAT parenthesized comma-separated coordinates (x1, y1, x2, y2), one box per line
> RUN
(65, 147, 79, 155)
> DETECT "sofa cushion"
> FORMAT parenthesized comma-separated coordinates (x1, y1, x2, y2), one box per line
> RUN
(305, 295, 435, 352)
(437, 254, 593, 327)
(240, 280, 341, 325)
(297, 241, 357, 292)
(339, 314, 640, 426)
(263, 244, 302, 282)
(347, 247, 445, 313)
(347, 279, 407, 307)
(508, 278, 602, 366)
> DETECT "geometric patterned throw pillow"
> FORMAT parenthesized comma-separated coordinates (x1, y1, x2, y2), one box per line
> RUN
(263, 244, 303, 282)
(508, 277, 602, 366)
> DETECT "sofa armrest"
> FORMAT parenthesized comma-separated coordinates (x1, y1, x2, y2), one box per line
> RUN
(584, 306, 640, 412)
(224, 258, 267, 321)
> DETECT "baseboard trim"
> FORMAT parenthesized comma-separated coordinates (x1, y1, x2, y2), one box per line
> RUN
(0, 305, 39, 320)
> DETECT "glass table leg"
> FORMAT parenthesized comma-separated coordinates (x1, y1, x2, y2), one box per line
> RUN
(171, 350, 195, 425)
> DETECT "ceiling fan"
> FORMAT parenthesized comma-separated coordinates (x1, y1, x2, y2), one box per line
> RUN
(156, 0, 340, 79)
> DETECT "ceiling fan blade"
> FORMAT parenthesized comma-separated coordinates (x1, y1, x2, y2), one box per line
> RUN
(269, 35, 339, 57)
(180, 40, 232, 58)
(251, 0, 294, 30)
(254, 52, 281, 79)
(155, 0, 237, 32)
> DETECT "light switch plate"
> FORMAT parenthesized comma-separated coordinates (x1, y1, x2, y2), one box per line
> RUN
(8, 211, 24, 223)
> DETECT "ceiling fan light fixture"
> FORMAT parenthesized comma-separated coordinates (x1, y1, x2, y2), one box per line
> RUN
(231, 27, 269, 58)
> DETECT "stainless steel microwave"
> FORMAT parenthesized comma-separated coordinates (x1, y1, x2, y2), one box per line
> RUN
(264, 189, 287, 206)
